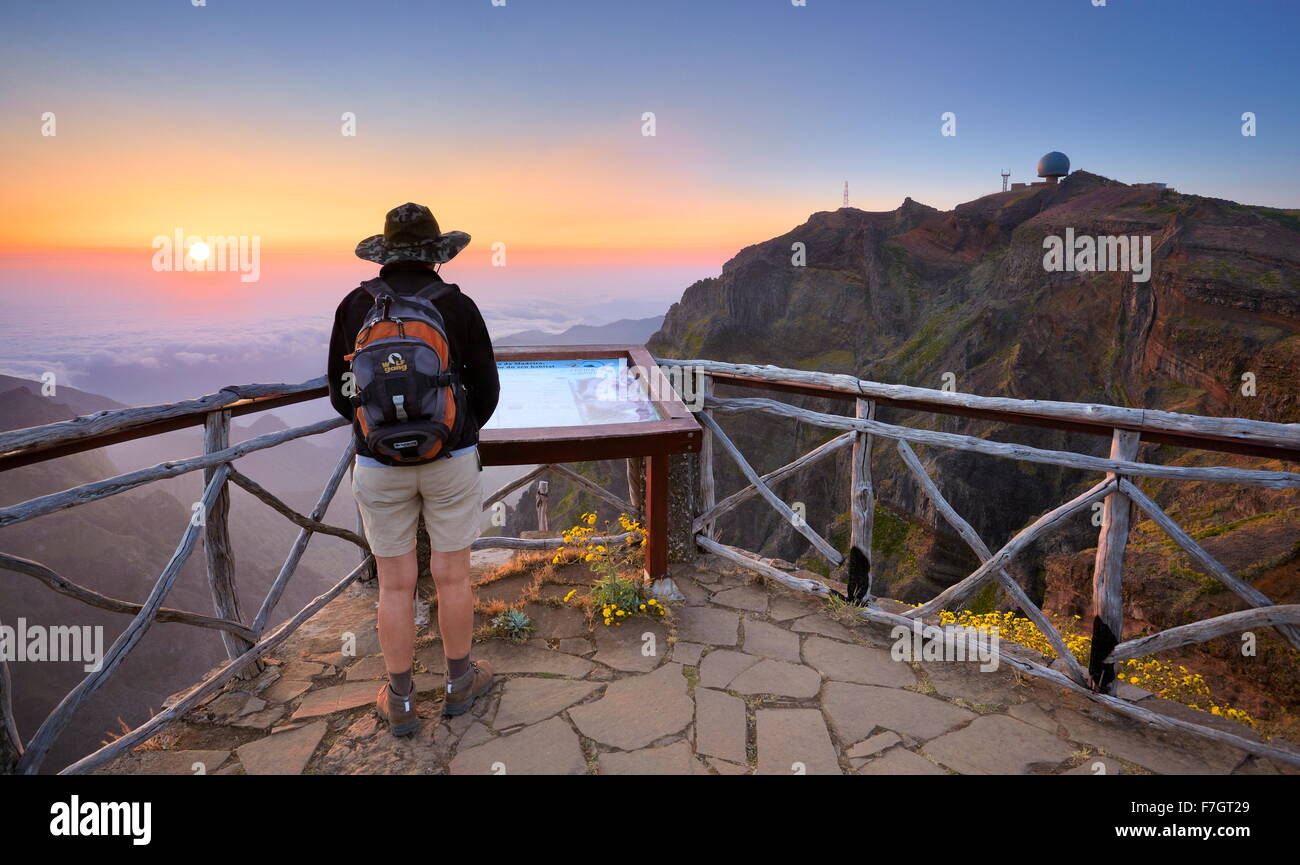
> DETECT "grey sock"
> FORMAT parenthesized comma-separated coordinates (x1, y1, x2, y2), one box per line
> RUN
(447, 654, 471, 683)
(388, 668, 413, 698)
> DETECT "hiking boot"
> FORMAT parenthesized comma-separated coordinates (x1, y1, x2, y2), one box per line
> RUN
(375, 683, 420, 737)
(443, 660, 494, 717)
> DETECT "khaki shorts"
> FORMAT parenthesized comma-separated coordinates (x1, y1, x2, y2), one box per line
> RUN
(352, 449, 484, 557)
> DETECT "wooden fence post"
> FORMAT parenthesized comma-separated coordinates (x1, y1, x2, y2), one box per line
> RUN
(698, 374, 717, 541)
(202, 410, 259, 676)
(625, 456, 645, 524)
(848, 398, 876, 601)
(644, 454, 669, 579)
(535, 479, 550, 532)
(1087, 428, 1141, 694)
(0, 627, 20, 773)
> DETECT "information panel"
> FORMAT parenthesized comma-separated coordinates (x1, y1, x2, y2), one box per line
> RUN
(483, 357, 662, 430)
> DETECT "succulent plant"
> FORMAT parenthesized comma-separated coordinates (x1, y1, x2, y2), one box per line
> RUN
(490, 608, 534, 642)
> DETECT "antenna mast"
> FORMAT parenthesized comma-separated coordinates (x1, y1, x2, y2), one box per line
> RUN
(1001, 170, 1010, 192)
(842, 181, 849, 207)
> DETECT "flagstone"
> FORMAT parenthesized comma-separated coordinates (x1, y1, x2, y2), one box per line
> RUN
(708, 758, 750, 775)
(231, 705, 288, 730)
(847, 731, 901, 760)
(804, 636, 916, 687)
(598, 740, 695, 775)
(922, 715, 1074, 775)
(755, 709, 841, 775)
(1053, 708, 1241, 775)
(94, 548, 1262, 779)
(698, 649, 761, 689)
(290, 681, 381, 720)
(97, 749, 232, 776)
(768, 593, 823, 621)
(670, 641, 705, 666)
(741, 618, 801, 662)
(279, 660, 329, 680)
(563, 637, 594, 654)
(712, 585, 768, 612)
(450, 717, 586, 775)
(1007, 701, 1057, 732)
(790, 614, 856, 642)
(688, 566, 722, 585)
(592, 618, 670, 672)
(470, 639, 595, 677)
(920, 659, 1018, 706)
(237, 721, 327, 775)
(523, 603, 590, 639)
(494, 677, 601, 729)
(822, 682, 975, 744)
(729, 659, 822, 699)
(856, 747, 948, 775)
(1062, 756, 1122, 775)
(345, 655, 390, 681)
(695, 687, 748, 764)
(458, 722, 496, 750)
(674, 606, 740, 646)
(673, 575, 713, 606)
(568, 663, 693, 750)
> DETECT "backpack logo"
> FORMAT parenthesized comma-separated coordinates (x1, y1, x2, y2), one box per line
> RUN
(381, 352, 408, 373)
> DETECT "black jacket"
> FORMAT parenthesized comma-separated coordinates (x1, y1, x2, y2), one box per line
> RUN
(327, 261, 500, 461)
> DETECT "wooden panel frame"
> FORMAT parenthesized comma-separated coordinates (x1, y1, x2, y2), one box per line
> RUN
(477, 345, 701, 466)
(479, 345, 700, 581)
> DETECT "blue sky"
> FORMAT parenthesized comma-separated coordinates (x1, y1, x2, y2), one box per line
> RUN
(3, 0, 1297, 217)
(2, 0, 1297, 404)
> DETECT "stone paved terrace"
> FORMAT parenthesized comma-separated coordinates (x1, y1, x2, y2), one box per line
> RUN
(97, 552, 1299, 776)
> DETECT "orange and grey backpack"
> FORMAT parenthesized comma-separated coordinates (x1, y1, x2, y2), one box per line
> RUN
(344, 277, 468, 464)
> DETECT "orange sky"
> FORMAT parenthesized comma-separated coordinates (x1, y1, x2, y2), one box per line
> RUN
(0, 106, 823, 259)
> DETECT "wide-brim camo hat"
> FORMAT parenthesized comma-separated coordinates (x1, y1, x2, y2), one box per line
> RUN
(355, 202, 471, 265)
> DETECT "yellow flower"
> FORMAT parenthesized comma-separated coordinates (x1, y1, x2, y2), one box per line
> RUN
(647, 599, 657, 606)
(639, 604, 646, 610)
(604, 617, 612, 626)
(564, 589, 577, 603)
(602, 608, 610, 617)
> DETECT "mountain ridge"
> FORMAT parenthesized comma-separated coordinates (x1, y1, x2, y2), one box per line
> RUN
(645, 171, 1300, 735)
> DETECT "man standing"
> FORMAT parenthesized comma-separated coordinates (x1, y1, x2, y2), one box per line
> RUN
(328, 203, 500, 736)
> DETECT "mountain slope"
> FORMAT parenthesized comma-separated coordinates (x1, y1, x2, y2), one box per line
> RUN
(648, 173, 1300, 733)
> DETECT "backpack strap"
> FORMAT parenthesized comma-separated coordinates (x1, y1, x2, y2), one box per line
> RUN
(359, 277, 393, 299)
(360, 276, 451, 310)
(412, 281, 454, 303)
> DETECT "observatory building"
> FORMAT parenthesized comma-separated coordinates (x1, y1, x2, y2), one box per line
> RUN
(1009, 151, 1071, 190)
(1036, 151, 1070, 184)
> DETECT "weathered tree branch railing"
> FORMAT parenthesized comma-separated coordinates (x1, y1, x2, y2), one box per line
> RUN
(0, 379, 634, 774)
(658, 357, 1300, 769)
(3, 359, 1299, 773)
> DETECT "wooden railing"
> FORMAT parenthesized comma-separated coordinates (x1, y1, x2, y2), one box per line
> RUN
(3, 360, 1298, 772)
(0, 379, 632, 774)
(657, 358, 1300, 769)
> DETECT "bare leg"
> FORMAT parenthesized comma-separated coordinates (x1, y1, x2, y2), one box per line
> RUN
(429, 545, 474, 660)
(375, 550, 418, 678)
